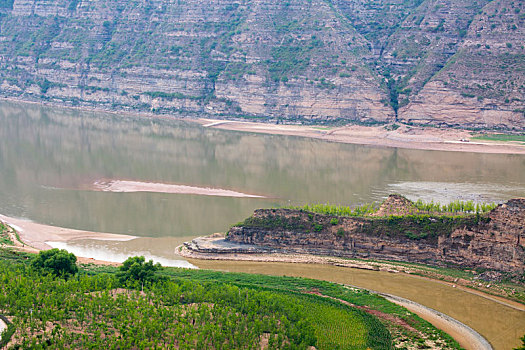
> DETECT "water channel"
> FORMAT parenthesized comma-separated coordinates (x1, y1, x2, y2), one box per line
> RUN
(0, 100, 524, 349)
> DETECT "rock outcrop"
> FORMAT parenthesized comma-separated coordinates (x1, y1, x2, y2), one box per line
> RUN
(227, 197, 525, 273)
(0, 0, 523, 129)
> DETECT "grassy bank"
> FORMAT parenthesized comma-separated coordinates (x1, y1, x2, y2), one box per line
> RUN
(472, 134, 525, 144)
(0, 247, 461, 349)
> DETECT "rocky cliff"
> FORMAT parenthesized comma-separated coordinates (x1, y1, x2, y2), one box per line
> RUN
(227, 197, 525, 273)
(0, 0, 523, 129)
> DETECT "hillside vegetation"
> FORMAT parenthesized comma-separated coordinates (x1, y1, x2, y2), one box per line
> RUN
(0, 0, 523, 129)
(0, 247, 463, 349)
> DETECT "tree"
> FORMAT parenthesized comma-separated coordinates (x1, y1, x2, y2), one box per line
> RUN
(31, 248, 78, 278)
(117, 256, 163, 284)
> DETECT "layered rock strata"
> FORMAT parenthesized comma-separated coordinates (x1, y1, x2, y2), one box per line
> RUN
(227, 198, 525, 273)
(1, 0, 523, 128)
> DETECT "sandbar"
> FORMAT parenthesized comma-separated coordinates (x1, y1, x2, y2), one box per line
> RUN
(0, 214, 135, 251)
(92, 180, 265, 198)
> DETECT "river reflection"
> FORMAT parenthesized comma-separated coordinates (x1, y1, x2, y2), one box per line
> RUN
(1, 100, 524, 238)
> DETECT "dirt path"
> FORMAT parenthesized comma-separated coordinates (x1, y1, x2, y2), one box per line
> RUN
(197, 118, 525, 155)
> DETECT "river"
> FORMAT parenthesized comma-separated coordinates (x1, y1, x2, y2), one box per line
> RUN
(0, 100, 524, 348)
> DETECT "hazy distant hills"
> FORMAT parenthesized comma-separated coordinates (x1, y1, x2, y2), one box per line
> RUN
(0, 0, 523, 129)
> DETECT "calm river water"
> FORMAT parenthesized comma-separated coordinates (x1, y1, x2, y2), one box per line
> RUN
(1, 100, 524, 348)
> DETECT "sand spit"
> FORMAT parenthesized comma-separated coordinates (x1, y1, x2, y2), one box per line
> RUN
(197, 118, 525, 155)
(92, 180, 266, 198)
(0, 214, 135, 251)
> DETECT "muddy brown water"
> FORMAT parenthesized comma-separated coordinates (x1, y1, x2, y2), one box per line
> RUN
(1, 100, 524, 238)
(1, 100, 524, 348)
(189, 260, 525, 350)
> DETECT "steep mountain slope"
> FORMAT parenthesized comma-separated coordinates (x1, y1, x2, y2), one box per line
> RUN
(0, 0, 523, 129)
(400, 0, 525, 128)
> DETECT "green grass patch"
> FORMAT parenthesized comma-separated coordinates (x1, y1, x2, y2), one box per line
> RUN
(472, 133, 525, 144)
(307, 300, 368, 348)
(286, 198, 497, 217)
(0, 223, 14, 246)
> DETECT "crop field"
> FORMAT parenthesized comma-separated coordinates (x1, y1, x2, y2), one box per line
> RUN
(307, 302, 368, 348)
(0, 243, 464, 349)
(0, 253, 393, 349)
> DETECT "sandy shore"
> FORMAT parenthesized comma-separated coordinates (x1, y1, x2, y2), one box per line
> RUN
(91, 180, 265, 198)
(4, 96, 524, 155)
(0, 214, 135, 251)
(197, 118, 525, 155)
(4, 96, 525, 155)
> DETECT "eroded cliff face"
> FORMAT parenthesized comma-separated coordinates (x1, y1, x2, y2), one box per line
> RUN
(0, 0, 523, 128)
(227, 198, 525, 273)
(399, 0, 525, 129)
(0, 0, 394, 123)
(441, 198, 525, 272)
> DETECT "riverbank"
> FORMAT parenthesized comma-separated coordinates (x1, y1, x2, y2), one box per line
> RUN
(0, 214, 134, 266)
(196, 118, 525, 155)
(180, 240, 500, 350)
(180, 234, 525, 311)
(1, 220, 522, 348)
(2, 97, 525, 155)
(380, 294, 492, 350)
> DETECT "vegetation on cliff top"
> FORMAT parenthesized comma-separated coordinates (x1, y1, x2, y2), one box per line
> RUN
(285, 197, 498, 217)
(235, 211, 486, 241)
(231, 196, 497, 240)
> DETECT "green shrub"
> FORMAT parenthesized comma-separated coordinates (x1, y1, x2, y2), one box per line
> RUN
(117, 256, 163, 284)
(31, 248, 78, 279)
